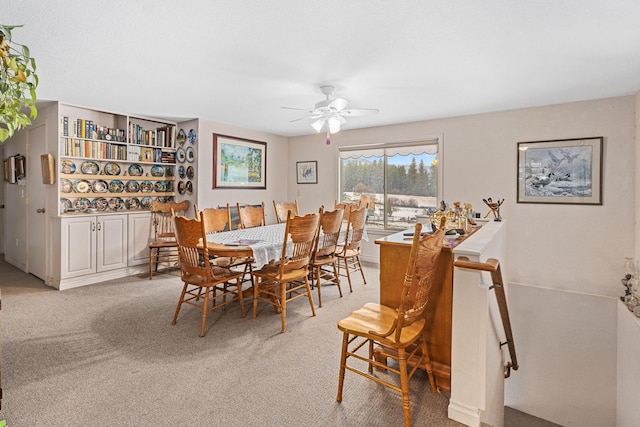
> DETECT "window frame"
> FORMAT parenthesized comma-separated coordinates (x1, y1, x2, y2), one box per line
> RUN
(337, 135, 444, 231)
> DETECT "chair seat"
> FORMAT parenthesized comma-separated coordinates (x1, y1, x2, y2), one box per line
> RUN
(149, 240, 178, 249)
(338, 302, 425, 347)
(182, 266, 240, 285)
(253, 264, 310, 282)
(336, 247, 360, 258)
(310, 254, 336, 267)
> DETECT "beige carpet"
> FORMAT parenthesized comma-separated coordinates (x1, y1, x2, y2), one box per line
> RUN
(0, 260, 558, 427)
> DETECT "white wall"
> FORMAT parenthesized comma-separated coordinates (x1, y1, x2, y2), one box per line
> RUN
(288, 95, 637, 426)
(195, 118, 289, 223)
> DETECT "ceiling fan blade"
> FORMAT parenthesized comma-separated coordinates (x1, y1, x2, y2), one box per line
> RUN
(311, 118, 326, 133)
(328, 97, 349, 111)
(340, 108, 379, 117)
(290, 113, 323, 123)
(281, 106, 315, 113)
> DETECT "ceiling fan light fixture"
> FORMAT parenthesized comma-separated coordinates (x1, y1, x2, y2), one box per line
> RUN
(328, 117, 341, 134)
(311, 118, 325, 133)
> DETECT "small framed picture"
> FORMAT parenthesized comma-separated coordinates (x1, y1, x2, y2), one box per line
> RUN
(296, 161, 317, 184)
(517, 137, 603, 205)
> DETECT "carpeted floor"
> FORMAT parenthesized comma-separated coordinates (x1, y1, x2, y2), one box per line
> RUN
(0, 260, 558, 427)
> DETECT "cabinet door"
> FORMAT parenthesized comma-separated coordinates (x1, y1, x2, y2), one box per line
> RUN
(128, 213, 152, 266)
(61, 216, 97, 278)
(96, 215, 128, 272)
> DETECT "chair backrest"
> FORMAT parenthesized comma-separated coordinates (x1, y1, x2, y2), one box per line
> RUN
(237, 202, 266, 228)
(273, 200, 299, 224)
(334, 200, 361, 223)
(312, 207, 344, 261)
(152, 200, 190, 240)
(276, 211, 319, 277)
(340, 205, 366, 252)
(394, 223, 446, 341)
(198, 204, 232, 235)
(173, 214, 231, 283)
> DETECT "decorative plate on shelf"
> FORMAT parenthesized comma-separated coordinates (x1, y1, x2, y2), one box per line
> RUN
(165, 166, 174, 177)
(60, 178, 72, 193)
(92, 180, 108, 193)
(165, 181, 174, 192)
(74, 198, 91, 212)
(125, 197, 140, 210)
(61, 160, 76, 174)
(187, 128, 197, 144)
(104, 162, 121, 176)
(140, 196, 153, 209)
(81, 161, 100, 175)
(186, 146, 195, 163)
(186, 165, 194, 179)
(177, 181, 185, 195)
(186, 180, 193, 195)
(92, 197, 109, 211)
(157, 196, 168, 203)
(109, 197, 125, 210)
(150, 165, 164, 177)
(109, 180, 124, 193)
(60, 198, 73, 213)
(154, 181, 166, 192)
(140, 181, 154, 193)
(177, 148, 186, 163)
(128, 163, 144, 176)
(125, 180, 140, 193)
(178, 165, 185, 179)
(176, 128, 187, 146)
(73, 179, 92, 193)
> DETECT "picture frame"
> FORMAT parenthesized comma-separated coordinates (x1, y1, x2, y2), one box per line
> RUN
(296, 161, 317, 184)
(517, 137, 603, 205)
(213, 134, 266, 189)
(40, 153, 56, 184)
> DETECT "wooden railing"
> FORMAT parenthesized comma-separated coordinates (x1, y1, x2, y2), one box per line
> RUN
(454, 256, 519, 378)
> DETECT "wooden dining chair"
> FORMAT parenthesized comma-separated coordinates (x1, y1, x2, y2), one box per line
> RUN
(148, 200, 190, 279)
(273, 199, 299, 224)
(309, 207, 344, 307)
(335, 205, 367, 291)
(197, 204, 254, 288)
(251, 211, 319, 332)
(334, 200, 360, 223)
(237, 202, 266, 228)
(336, 222, 446, 427)
(172, 213, 245, 337)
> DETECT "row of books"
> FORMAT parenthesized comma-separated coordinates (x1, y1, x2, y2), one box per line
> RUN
(128, 123, 175, 148)
(60, 138, 128, 160)
(60, 138, 177, 163)
(60, 116, 127, 142)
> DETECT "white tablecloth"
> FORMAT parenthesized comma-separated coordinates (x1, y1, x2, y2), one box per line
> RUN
(206, 223, 288, 269)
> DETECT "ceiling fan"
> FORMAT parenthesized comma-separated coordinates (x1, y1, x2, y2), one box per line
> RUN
(282, 85, 379, 142)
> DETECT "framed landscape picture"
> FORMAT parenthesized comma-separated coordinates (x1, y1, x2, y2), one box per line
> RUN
(213, 134, 266, 189)
(296, 161, 317, 184)
(517, 137, 603, 205)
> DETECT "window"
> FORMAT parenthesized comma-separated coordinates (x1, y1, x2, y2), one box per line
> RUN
(338, 138, 441, 231)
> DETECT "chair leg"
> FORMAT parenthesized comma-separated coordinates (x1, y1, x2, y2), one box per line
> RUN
(356, 255, 367, 285)
(420, 331, 437, 393)
(149, 249, 155, 279)
(315, 266, 323, 308)
(252, 278, 260, 319)
(236, 277, 246, 318)
(336, 332, 349, 402)
(200, 286, 210, 337)
(280, 281, 287, 333)
(172, 283, 188, 325)
(344, 257, 354, 292)
(304, 276, 316, 318)
(332, 261, 343, 298)
(398, 348, 412, 427)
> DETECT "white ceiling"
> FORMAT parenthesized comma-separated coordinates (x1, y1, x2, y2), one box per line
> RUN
(6, 0, 640, 137)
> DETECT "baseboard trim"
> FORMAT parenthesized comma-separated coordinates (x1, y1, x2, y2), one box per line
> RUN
(448, 399, 481, 427)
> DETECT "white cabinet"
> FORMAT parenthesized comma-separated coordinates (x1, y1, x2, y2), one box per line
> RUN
(128, 212, 152, 266)
(61, 214, 127, 279)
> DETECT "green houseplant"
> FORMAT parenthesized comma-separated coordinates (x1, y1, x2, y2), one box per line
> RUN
(0, 24, 38, 142)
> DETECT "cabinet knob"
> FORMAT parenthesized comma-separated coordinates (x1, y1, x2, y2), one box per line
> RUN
(36, 208, 46, 213)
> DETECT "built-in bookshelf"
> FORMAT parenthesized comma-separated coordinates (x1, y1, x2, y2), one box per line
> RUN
(58, 104, 177, 215)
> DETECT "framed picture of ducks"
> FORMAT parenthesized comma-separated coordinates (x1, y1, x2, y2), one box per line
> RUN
(517, 137, 603, 205)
